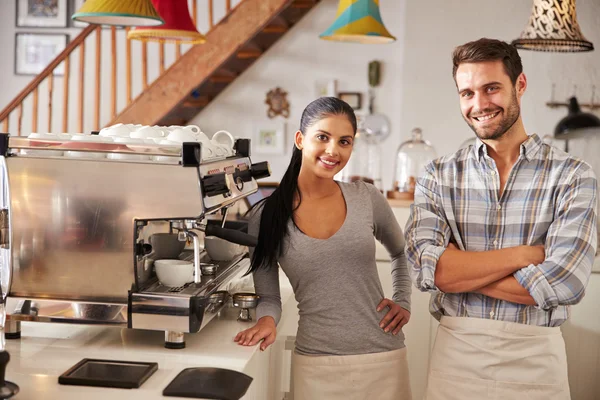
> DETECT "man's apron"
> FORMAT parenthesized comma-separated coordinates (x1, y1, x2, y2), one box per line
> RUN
(425, 316, 571, 400)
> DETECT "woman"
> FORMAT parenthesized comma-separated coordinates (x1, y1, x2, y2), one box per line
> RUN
(235, 97, 412, 399)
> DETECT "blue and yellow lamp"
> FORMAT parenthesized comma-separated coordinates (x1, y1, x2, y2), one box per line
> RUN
(320, 0, 395, 44)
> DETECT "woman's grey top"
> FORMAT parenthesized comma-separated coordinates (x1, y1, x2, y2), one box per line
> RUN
(248, 181, 411, 356)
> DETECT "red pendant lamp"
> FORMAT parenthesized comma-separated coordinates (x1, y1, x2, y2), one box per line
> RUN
(128, 0, 206, 44)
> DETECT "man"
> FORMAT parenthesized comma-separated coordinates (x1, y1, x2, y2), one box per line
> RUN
(405, 38, 597, 399)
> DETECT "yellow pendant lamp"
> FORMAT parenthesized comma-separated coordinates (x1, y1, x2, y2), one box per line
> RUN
(72, 0, 164, 27)
(128, 0, 206, 45)
(320, 0, 395, 44)
(511, 0, 593, 52)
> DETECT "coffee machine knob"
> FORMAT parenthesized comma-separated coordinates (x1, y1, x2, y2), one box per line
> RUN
(202, 173, 230, 197)
(250, 162, 271, 180)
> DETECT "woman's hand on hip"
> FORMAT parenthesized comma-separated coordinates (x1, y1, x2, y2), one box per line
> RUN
(377, 298, 410, 335)
(234, 316, 277, 351)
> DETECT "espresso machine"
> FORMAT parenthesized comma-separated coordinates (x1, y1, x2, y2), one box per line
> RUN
(0, 133, 269, 349)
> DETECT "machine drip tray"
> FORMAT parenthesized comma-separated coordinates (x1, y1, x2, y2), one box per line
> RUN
(58, 358, 158, 389)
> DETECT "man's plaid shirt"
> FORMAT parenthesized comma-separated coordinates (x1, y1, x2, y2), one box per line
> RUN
(405, 134, 597, 326)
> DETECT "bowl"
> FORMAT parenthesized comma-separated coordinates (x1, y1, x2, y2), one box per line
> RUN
(154, 259, 194, 287)
(204, 236, 245, 261)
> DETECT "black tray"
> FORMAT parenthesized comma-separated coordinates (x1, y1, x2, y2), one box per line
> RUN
(163, 367, 253, 399)
(58, 358, 158, 389)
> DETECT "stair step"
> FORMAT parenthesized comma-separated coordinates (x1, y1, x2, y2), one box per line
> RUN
(209, 75, 236, 84)
(263, 24, 288, 34)
(182, 96, 210, 108)
(237, 49, 262, 59)
(291, 0, 316, 9)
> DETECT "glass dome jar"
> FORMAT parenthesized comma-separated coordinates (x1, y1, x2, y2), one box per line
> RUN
(387, 128, 437, 200)
(339, 122, 382, 190)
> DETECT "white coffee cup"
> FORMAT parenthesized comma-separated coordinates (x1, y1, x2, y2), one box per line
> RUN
(99, 123, 132, 138)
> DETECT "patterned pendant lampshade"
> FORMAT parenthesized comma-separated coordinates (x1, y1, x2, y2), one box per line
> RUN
(511, 0, 594, 52)
(128, 0, 206, 44)
(320, 0, 396, 44)
(72, 0, 164, 27)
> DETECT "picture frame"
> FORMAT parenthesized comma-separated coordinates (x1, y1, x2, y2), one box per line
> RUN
(15, 33, 69, 76)
(16, 0, 68, 28)
(338, 92, 362, 110)
(253, 121, 286, 155)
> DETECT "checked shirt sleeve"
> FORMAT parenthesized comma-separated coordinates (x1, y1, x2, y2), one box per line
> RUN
(404, 163, 452, 293)
(515, 167, 598, 310)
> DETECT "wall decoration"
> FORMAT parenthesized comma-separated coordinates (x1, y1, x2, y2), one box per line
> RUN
(253, 120, 286, 154)
(314, 79, 337, 98)
(16, 0, 68, 28)
(15, 33, 69, 76)
(338, 92, 362, 110)
(265, 87, 290, 119)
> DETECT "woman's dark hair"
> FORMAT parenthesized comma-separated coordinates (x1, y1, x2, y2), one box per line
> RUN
(248, 96, 357, 273)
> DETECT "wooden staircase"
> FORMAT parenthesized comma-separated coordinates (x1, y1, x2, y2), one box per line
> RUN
(0, 0, 321, 136)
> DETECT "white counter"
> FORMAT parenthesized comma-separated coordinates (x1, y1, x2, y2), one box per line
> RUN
(4, 281, 293, 400)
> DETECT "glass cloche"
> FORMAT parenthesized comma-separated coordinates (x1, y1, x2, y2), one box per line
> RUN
(339, 120, 382, 190)
(387, 128, 437, 200)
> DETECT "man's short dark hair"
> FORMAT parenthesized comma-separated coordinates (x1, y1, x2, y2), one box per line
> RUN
(452, 38, 523, 85)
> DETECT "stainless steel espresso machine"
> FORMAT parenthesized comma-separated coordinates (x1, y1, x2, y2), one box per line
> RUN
(0, 133, 269, 348)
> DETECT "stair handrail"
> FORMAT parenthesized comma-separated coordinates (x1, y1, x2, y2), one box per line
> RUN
(0, 24, 97, 123)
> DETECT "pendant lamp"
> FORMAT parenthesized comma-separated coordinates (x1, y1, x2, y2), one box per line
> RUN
(320, 0, 396, 44)
(128, 0, 206, 44)
(555, 97, 600, 138)
(72, 0, 164, 27)
(512, 0, 593, 52)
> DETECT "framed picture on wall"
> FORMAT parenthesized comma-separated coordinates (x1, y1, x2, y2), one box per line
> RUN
(16, 0, 68, 28)
(338, 92, 362, 110)
(15, 33, 69, 76)
(253, 121, 286, 154)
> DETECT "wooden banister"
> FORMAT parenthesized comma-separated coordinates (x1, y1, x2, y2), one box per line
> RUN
(17, 104, 23, 136)
(32, 87, 38, 133)
(142, 42, 148, 89)
(48, 73, 54, 132)
(0, 24, 96, 122)
(125, 27, 132, 105)
(63, 56, 70, 132)
(79, 41, 85, 133)
(95, 27, 101, 131)
(193, 0, 198, 25)
(208, 0, 214, 29)
(111, 26, 117, 119)
(160, 43, 165, 74)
